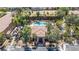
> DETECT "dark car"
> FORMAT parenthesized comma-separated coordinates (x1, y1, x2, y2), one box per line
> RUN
(24, 45, 32, 51)
(47, 45, 59, 51)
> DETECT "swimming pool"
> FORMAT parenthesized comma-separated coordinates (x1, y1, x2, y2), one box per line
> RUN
(32, 21, 47, 26)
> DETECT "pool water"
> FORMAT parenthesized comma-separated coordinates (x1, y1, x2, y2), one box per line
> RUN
(32, 21, 47, 26)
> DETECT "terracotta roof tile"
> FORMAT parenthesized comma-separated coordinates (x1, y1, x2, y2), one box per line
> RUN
(0, 13, 12, 32)
(31, 26, 47, 37)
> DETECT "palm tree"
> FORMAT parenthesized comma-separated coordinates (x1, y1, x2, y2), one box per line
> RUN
(56, 7, 70, 17)
(46, 21, 61, 42)
(12, 8, 29, 26)
(12, 15, 21, 26)
(31, 34, 37, 41)
(36, 11, 40, 17)
(21, 25, 31, 42)
(0, 33, 4, 43)
(62, 14, 79, 43)
(46, 21, 53, 34)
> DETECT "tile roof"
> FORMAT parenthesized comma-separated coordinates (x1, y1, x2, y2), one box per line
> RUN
(0, 13, 12, 32)
(31, 26, 47, 37)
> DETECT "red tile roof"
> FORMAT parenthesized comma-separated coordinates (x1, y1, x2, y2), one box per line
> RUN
(0, 12, 12, 32)
(31, 26, 47, 37)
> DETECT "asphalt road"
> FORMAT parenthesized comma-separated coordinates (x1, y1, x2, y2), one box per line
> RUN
(66, 45, 79, 51)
